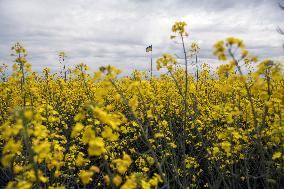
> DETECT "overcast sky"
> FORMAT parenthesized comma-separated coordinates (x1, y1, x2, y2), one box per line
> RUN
(0, 0, 283, 75)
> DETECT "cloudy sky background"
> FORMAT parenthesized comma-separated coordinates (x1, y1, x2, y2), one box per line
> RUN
(0, 0, 283, 75)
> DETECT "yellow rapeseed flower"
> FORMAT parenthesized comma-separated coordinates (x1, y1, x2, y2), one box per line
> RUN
(88, 137, 105, 156)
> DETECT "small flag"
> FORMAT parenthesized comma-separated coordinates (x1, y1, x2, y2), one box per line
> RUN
(146, 45, 152, 52)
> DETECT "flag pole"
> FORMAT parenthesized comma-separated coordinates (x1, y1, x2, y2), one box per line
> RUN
(150, 49, 153, 77)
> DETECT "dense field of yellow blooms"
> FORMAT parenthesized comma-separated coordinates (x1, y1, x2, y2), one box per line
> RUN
(0, 22, 283, 189)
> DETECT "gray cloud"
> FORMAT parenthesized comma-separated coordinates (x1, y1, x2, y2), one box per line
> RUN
(0, 0, 283, 75)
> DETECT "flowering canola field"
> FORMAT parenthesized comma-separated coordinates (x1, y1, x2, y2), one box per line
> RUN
(0, 22, 283, 189)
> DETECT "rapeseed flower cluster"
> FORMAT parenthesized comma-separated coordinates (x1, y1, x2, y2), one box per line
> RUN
(0, 22, 283, 189)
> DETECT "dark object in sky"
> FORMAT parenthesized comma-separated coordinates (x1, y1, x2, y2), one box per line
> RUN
(277, 2, 284, 34)
(277, 2, 284, 49)
(279, 2, 284, 10)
